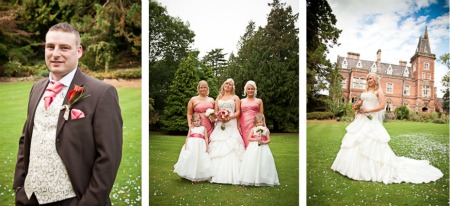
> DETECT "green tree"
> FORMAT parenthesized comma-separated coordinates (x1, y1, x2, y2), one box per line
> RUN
(150, 0, 195, 115)
(1, 0, 141, 75)
(438, 53, 449, 112)
(306, 0, 341, 111)
(161, 54, 200, 133)
(325, 64, 344, 118)
(229, 0, 299, 131)
(75, 1, 141, 71)
(149, 98, 159, 125)
(202, 48, 228, 78)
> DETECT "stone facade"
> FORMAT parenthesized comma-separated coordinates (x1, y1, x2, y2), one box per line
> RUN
(338, 27, 441, 113)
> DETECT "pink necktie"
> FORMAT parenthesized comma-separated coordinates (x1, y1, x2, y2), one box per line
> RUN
(43, 81, 64, 110)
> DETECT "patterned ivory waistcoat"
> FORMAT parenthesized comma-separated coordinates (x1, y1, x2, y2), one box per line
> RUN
(24, 91, 76, 204)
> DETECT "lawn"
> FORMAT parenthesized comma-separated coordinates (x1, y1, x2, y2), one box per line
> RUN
(0, 81, 141, 206)
(307, 121, 449, 205)
(150, 132, 299, 206)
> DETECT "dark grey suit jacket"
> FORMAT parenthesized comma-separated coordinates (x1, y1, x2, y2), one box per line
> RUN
(14, 69, 123, 206)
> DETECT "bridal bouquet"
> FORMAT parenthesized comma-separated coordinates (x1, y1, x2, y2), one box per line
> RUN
(218, 108, 230, 130)
(352, 100, 372, 120)
(255, 126, 266, 146)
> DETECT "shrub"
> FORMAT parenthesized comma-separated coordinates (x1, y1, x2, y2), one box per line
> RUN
(385, 112, 396, 120)
(3, 61, 23, 77)
(409, 112, 420, 122)
(418, 112, 433, 123)
(395, 106, 410, 120)
(431, 112, 439, 122)
(441, 114, 449, 123)
(89, 68, 142, 80)
(307, 112, 334, 120)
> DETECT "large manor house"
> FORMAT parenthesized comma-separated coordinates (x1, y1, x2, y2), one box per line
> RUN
(337, 27, 442, 113)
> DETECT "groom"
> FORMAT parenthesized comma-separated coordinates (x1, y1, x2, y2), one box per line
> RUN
(13, 22, 123, 205)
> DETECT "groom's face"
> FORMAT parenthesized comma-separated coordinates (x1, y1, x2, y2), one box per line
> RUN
(45, 31, 83, 80)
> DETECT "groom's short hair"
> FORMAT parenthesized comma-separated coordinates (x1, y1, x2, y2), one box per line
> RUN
(48, 22, 81, 46)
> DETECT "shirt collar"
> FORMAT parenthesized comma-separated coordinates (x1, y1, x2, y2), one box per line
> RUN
(49, 68, 77, 87)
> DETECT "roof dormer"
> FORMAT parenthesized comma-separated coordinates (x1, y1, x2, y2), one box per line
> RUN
(386, 65, 393, 75)
(370, 62, 377, 72)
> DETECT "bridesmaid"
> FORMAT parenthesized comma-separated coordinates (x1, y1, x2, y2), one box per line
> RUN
(239, 80, 264, 148)
(187, 80, 215, 137)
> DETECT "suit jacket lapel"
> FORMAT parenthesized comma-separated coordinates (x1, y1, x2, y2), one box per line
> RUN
(56, 68, 86, 138)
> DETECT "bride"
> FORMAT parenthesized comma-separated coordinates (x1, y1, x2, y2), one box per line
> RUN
(208, 78, 245, 184)
(331, 73, 443, 184)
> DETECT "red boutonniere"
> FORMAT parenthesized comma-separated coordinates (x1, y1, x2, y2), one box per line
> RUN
(61, 84, 90, 120)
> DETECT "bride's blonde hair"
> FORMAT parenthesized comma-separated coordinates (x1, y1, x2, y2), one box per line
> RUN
(365, 73, 380, 91)
(217, 78, 235, 99)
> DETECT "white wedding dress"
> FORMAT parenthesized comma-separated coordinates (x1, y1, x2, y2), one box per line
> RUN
(331, 92, 443, 184)
(208, 100, 245, 184)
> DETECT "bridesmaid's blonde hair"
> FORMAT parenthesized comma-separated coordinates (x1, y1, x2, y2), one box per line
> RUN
(365, 73, 380, 91)
(253, 113, 265, 125)
(217, 78, 235, 99)
(243, 80, 257, 97)
(197, 80, 209, 96)
(191, 113, 202, 121)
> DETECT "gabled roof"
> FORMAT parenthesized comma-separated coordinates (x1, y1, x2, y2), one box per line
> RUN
(337, 56, 412, 78)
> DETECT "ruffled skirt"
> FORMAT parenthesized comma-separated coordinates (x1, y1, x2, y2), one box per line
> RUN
(331, 114, 443, 184)
(208, 121, 245, 184)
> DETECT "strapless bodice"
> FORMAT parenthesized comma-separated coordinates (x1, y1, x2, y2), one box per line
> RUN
(218, 99, 235, 112)
(361, 92, 378, 109)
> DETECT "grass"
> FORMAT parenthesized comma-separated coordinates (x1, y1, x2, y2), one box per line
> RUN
(307, 121, 449, 205)
(0, 81, 141, 206)
(150, 132, 299, 205)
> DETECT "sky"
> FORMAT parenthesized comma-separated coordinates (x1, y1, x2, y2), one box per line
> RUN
(155, 0, 299, 59)
(327, 0, 450, 97)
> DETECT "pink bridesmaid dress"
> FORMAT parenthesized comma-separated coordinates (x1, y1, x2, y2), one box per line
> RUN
(194, 102, 214, 137)
(239, 101, 260, 148)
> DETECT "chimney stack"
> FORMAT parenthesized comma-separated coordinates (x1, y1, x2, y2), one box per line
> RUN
(399, 60, 407, 67)
(347, 52, 360, 59)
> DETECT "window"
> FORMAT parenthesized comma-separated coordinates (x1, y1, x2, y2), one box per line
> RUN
(342, 59, 348, 69)
(351, 96, 359, 103)
(356, 60, 362, 68)
(352, 77, 366, 89)
(386, 83, 394, 94)
(370, 62, 377, 72)
(403, 67, 409, 77)
(386, 65, 393, 75)
(427, 73, 431, 79)
(386, 100, 392, 112)
(422, 72, 426, 79)
(403, 85, 410, 96)
(424, 62, 429, 70)
(341, 79, 346, 88)
(422, 85, 430, 97)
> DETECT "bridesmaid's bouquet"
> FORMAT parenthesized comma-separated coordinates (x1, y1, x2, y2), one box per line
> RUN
(352, 100, 372, 120)
(218, 108, 230, 130)
(255, 126, 266, 146)
(205, 108, 216, 123)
